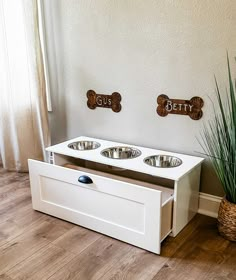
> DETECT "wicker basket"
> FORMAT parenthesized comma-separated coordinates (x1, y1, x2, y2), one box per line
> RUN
(218, 197, 236, 241)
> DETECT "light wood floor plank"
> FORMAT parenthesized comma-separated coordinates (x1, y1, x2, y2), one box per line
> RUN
(0, 218, 74, 274)
(152, 216, 232, 280)
(0, 225, 50, 274)
(0, 274, 13, 280)
(0, 195, 32, 227)
(48, 236, 133, 280)
(53, 226, 102, 254)
(99, 246, 166, 280)
(6, 244, 76, 280)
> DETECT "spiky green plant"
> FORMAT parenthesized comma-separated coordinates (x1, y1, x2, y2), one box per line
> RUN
(200, 55, 236, 204)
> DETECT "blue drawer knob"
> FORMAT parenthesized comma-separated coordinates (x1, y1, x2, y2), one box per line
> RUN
(78, 175, 93, 184)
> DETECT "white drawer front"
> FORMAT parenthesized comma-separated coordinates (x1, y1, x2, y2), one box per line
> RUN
(40, 176, 145, 233)
(29, 159, 171, 254)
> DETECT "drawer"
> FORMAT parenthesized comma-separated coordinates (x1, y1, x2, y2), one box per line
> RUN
(28, 159, 173, 254)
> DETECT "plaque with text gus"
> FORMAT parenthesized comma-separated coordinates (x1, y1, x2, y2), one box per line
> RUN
(87, 90, 122, 113)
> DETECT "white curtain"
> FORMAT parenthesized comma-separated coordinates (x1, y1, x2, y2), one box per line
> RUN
(0, 0, 50, 171)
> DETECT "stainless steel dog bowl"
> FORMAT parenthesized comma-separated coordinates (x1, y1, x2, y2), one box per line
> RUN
(68, 141, 101, 151)
(101, 146, 141, 159)
(144, 155, 182, 168)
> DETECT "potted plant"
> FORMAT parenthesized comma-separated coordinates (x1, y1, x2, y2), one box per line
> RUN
(200, 55, 236, 241)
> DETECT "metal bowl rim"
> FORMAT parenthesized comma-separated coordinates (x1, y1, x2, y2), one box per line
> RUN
(143, 154, 182, 168)
(67, 140, 101, 150)
(100, 146, 142, 159)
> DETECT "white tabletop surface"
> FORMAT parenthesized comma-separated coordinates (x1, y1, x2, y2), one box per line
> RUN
(46, 136, 204, 181)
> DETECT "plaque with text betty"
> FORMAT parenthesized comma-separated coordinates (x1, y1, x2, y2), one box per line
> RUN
(87, 90, 122, 113)
(157, 94, 204, 120)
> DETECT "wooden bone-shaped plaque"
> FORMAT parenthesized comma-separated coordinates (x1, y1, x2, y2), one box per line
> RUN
(87, 90, 122, 113)
(157, 94, 204, 120)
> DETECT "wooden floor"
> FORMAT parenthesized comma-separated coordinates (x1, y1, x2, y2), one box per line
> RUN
(0, 167, 235, 280)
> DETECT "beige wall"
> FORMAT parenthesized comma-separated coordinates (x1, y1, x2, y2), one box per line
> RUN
(43, 0, 236, 196)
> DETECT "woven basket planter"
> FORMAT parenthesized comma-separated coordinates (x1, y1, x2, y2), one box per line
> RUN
(217, 197, 236, 241)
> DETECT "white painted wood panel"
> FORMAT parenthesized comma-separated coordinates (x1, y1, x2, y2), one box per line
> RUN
(198, 192, 221, 218)
(172, 165, 201, 236)
(46, 136, 204, 181)
(29, 159, 173, 254)
(40, 176, 145, 233)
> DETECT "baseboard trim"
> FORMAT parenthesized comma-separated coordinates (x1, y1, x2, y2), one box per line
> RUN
(198, 192, 222, 218)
